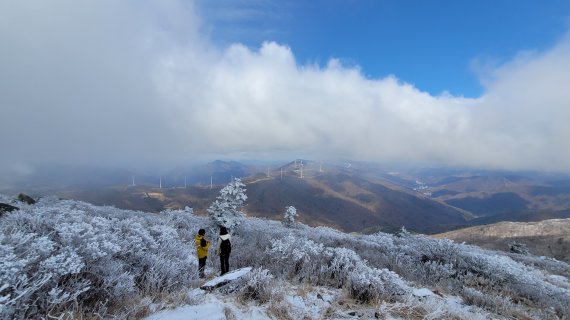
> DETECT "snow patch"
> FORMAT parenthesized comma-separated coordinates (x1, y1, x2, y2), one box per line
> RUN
(412, 288, 433, 297)
(284, 286, 341, 319)
(144, 294, 268, 320)
(145, 302, 225, 320)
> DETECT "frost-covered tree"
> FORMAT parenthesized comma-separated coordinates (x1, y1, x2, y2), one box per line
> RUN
(395, 226, 410, 237)
(282, 206, 297, 227)
(207, 178, 247, 230)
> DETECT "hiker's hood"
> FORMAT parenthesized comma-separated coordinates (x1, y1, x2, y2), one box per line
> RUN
(220, 234, 231, 241)
(195, 235, 204, 241)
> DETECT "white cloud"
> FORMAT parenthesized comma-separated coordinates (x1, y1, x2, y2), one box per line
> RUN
(1, 0, 570, 176)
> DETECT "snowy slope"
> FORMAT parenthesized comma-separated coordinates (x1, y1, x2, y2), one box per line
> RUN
(1, 194, 569, 319)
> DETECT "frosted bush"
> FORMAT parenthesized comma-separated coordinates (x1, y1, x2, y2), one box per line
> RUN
(325, 247, 362, 287)
(348, 267, 388, 302)
(461, 287, 535, 318)
(453, 247, 570, 318)
(39, 248, 84, 276)
(0, 195, 201, 319)
(267, 234, 325, 281)
(0, 239, 27, 285)
(163, 208, 196, 240)
(231, 217, 290, 268)
(322, 246, 409, 302)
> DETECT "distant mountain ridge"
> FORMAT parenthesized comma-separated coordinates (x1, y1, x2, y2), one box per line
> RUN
(4, 160, 570, 235)
(237, 161, 471, 233)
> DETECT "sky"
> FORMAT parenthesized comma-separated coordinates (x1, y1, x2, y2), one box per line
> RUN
(1, 0, 570, 178)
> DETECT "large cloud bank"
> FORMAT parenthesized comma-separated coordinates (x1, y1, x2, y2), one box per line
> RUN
(1, 0, 570, 175)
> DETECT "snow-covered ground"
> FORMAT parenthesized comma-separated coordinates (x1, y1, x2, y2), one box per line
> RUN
(146, 292, 268, 320)
(145, 280, 490, 320)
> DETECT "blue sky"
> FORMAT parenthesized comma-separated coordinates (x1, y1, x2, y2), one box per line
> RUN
(199, 0, 570, 97)
(2, 0, 570, 175)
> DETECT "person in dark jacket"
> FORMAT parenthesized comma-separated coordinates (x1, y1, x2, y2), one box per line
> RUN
(195, 229, 210, 278)
(216, 227, 231, 275)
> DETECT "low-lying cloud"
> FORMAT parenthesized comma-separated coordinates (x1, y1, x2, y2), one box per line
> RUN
(1, 0, 570, 178)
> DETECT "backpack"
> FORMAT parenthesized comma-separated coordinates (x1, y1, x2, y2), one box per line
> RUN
(220, 238, 231, 254)
(200, 238, 207, 248)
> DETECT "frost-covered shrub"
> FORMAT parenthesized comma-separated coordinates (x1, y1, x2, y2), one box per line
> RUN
(453, 248, 570, 318)
(348, 266, 408, 303)
(267, 234, 326, 282)
(0, 223, 92, 317)
(461, 287, 541, 319)
(229, 217, 290, 269)
(417, 260, 455, 285)
(163, 207, 196, 240)
(508, 253, 570, 280)
(264, 233, 410, 303)
(0, 196, 203, 319)
(325, 247, 362, 287)
(378, 235, 461, 287)
(348, 270, 385, 303)
(406, 237, 459, 266)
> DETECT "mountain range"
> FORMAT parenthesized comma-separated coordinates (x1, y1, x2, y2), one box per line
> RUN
(3, 160, 570, 234)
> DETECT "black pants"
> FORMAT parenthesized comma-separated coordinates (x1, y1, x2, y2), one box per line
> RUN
(220, 253, 230, 275)
(198, 257, 207, 278)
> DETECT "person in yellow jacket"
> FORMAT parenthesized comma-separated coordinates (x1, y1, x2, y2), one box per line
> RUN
(195, 229, 210, 278)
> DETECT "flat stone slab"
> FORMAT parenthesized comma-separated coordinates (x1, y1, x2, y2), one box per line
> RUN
(200, 267, 252, 291)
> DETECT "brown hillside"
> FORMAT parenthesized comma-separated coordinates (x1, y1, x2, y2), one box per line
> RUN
(434, 219, 570, 261)
(245, 172, 469, 233)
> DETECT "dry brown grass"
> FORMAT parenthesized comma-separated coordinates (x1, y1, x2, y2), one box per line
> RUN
(223, 306, 237, 320)
(267, 299, 293, 320)
(380, 303, 428, 320)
